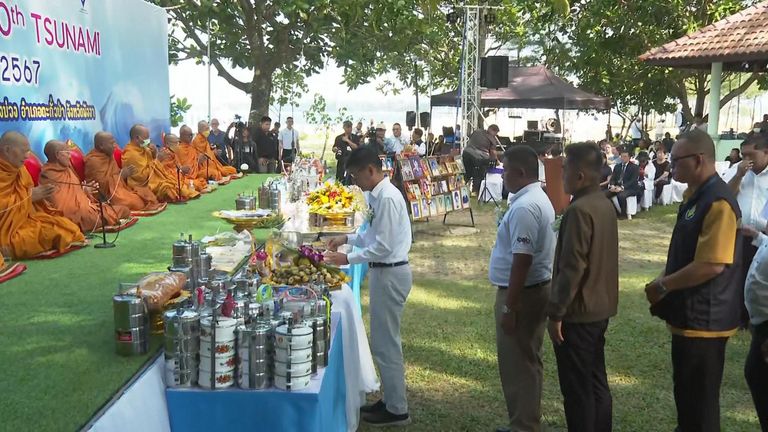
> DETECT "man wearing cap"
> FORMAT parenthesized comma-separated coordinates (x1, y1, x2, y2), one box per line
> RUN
(370, 122, 387, 155)
(333, 121, 360, 184)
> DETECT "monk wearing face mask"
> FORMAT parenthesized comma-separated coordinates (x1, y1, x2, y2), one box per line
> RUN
(192, 120, 237, 181)
(121, 124, 199, 202)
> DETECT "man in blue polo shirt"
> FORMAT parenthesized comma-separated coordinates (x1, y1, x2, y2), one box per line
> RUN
(489, 145, 556, 432)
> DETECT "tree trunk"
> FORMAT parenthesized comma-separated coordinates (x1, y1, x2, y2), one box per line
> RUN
(248, 70, 273, 125)
(321, 127, 330, 160)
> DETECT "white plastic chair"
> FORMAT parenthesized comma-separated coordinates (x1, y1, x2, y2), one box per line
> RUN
(642, 188, 653, 210)
(660, 184, 673, 205)
(611, 195, 638, 220)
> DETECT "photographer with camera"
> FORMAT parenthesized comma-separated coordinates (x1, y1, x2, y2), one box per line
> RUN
(333, 120, 360, 184)
(254, 116, 279, 173)
(370, 122, 387, 156)
(463, 124, 500, 196)
(226, 116, 251, 168)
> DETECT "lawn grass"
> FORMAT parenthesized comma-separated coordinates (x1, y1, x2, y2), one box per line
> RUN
(1, 178, 760, 431)
(358, 203, 760, 431)
(0, 174, 273, 432)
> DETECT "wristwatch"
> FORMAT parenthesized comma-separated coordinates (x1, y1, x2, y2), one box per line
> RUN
(656, 280, 669, 296)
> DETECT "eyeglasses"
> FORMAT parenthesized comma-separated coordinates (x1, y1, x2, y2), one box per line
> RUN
(670, 153, 702, 164)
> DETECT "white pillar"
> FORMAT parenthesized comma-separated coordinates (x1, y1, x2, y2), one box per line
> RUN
(707, 62, 722, 140)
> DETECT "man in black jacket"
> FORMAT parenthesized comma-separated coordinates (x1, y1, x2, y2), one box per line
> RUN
(645, 129, 742, 432)
(605, 147, 640, 218)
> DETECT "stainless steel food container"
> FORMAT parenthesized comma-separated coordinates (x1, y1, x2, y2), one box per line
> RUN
(164, 337, 200, 354)
(164, 353, 199, 371)
(113, 293, 149, 356)
(165, 367, 197, 388)
(163, 309, 200, 338)
(235, 195, 257, 211)
(238, 370, 269, 390)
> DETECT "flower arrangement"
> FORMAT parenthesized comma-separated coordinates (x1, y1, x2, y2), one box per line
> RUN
(306, 182, 363, 214)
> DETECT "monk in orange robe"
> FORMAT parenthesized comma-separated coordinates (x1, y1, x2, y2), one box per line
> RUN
(192, 120, 238, 181)
(163, 131, 208, 192)
(39, 140, 131, 233)
(121, 124, 199, 202)
(85, 132, 166, 215)
(0, 131, 85, 259)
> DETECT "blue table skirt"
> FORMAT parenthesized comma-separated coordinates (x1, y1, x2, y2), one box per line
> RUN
(165, 314, 346, 432)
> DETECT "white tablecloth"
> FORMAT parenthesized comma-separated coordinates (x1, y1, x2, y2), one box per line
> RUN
(331, 285, 380, 432)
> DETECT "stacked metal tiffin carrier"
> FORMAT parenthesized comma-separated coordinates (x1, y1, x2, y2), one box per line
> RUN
(164, 309, 201, 387)
(199, 315, 238, 388)
(170, 234, 212, 290)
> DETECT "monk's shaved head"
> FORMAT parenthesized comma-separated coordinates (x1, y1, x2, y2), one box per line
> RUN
(0, 131, 27, 151)
(179, 125, 193, 143)
(0, 131, 30, 168)
(44, 140, 67, 163)
(94, 131, 116, 154)
(197, 120, 209, 133)
(129, 124, 149, 143)
(164, 133, 180, 148)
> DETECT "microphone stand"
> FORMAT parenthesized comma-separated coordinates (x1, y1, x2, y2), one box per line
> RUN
(174, 165, 187, 205)
(94, 192, 116, 249)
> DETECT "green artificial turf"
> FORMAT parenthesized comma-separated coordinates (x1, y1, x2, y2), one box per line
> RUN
(0, 174, 272, 432)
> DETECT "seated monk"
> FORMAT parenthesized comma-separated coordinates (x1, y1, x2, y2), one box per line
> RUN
(192, 120, 238, 181)
(0, 131, 85, 259)
(121, 124, 200, 202)
(163, 131, 208, 192)
(85, 132, 166, 214)
(39, 140, 131, 233)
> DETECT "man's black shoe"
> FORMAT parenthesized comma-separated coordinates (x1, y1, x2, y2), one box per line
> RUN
(495, 427, 511, 432)
(362, 410, 411, 427)
(360, 399, 386, 414)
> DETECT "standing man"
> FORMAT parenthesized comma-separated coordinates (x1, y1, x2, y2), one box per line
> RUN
(208, 118, 233, 166)
(547, 142, 619, 432)
(278, 116, 300, 171)
(645, 129, 742, 432)
(254, 116, 279, 173)
(333, 120, 359, 184)
(629, 116, 644, 152)
(463, 124, 500, 196)
(742, 222, 768, 431)
(728, 134, 768, 306)
(385, 123, 408, 154)
(605, 147, 640, 219)
(489, 146, 556, 432)
(324, 146, 412, 428)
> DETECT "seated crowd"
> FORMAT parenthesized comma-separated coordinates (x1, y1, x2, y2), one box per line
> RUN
(0, 120, 243, 260)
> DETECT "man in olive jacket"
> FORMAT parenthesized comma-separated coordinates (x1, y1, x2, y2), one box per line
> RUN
(546, 142, 619, 432)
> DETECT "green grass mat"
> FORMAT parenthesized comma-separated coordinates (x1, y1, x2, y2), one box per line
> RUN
(0, 174, 272, 432)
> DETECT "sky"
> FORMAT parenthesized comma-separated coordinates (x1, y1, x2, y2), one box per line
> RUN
(169, 59, 768, 142)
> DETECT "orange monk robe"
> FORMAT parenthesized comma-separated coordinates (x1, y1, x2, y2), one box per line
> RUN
(160, 146, 208, 192)
(122, 142, 199, 202)
(0, 158, 85, 259)
(191, 133, 237, 180)
(84, 149, 165, 212)
(39, 163, 131, 233)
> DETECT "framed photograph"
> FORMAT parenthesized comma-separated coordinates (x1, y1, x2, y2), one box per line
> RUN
(400, 161, 414, 181)
(420, 159, 431, 178)
(410, 158, 424, 179)
(429, 198, 438, 216)
(455, 159, 466, 173)
(460, 186, 471, 209)
(435, 194, 446, 214)
(421, 198, 429, 216)
(452, 190, 462, 210)
(410, 201, 421, 220)
(429, 158, 441, 177)
(386, 157, 394, 171)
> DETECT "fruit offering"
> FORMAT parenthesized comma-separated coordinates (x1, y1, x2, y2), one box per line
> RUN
(306, 182, 362, 214)
(261, 245, 350, 287)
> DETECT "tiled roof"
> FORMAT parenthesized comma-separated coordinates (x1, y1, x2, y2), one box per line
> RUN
(639, 1, 768, 68)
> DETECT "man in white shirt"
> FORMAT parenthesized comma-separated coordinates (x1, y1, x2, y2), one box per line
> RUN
(278, 116, 300, 169)
(629, 116, 643, 151)
(411, 128, 426, 156)
(489, 145, 556, 432)
(385, 123, 409, 154)
(742, 220, 768, 430)
(729, 134, 768, 324)
(325, 146, 413, 428)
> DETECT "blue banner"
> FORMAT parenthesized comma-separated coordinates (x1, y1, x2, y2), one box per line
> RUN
(0, 0, 169, 156)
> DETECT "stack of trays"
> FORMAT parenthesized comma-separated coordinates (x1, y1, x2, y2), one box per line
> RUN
(236, 323, 272, 389)
(273, 323, 313, 391)
(199, 316, 237, 389)
(164, 309, 200, 387)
